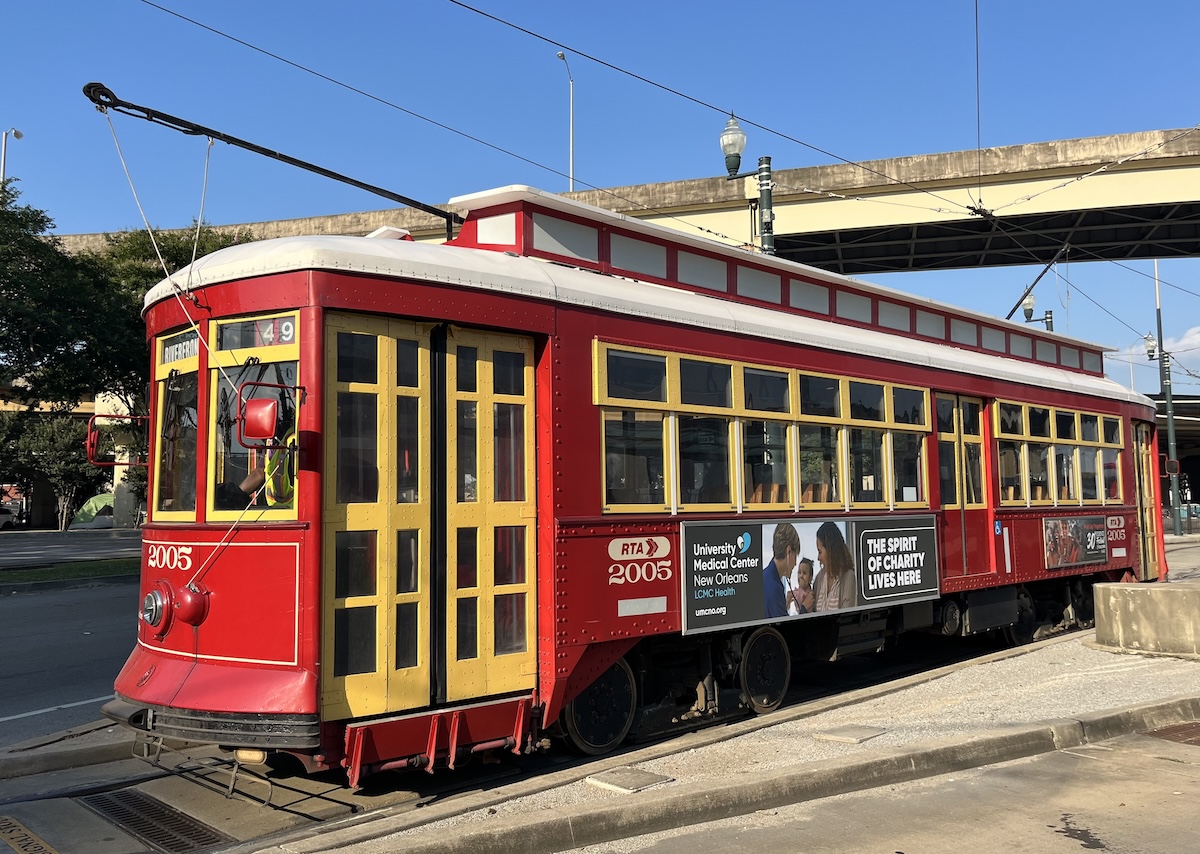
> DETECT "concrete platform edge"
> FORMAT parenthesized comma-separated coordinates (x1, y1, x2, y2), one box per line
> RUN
(257, 694, 1200, 854)
(0, 722, 135, 780)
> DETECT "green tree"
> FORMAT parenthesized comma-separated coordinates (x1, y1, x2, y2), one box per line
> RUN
(16, 415, 111, 531)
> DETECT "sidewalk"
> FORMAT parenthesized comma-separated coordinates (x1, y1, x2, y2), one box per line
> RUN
(234, 629, 1200, 854)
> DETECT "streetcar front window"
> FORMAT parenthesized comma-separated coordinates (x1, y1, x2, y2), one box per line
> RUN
(157, 371, 199, 513)
(212, 361, 299, 510)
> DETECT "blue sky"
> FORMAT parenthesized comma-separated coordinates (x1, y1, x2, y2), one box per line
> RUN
(7, 1, 1200, 394)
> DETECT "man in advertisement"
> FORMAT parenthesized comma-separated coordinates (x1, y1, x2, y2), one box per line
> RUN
(763, 523, 812, 618)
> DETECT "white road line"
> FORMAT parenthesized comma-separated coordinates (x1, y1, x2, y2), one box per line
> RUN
(0, 694, 114, 723)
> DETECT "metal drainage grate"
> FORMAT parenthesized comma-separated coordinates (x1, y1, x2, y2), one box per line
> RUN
(1146, 722, 1200, 746)
(78, 789, 236, 854)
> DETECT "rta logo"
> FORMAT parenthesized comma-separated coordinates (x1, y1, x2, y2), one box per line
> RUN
(1106, 516, 1125, 529)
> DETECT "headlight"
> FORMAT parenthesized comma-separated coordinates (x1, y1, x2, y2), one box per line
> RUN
(141, 589, 165, 627)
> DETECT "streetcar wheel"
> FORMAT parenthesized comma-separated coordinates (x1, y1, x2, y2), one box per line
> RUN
(1002, 587, 1036, 646)
(1071, 581, 1095, 629)
(561, 657, 637, 755)
(739, 626, 791, 714)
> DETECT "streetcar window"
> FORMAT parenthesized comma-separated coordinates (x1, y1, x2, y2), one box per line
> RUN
(337, 333, 377, 384)
(494, 594, 527, 655)
(1029, 442, 1051, 501)
(938, 440, 957, 505)
(892, 431, 925, 503)
(999, 403, 1023, 435)
(961, 400, 982, 436)
(1028, 407, 1051, 438)
(457, 527, 478, 588)
(1102, 449, 1120, 499)
(395, 603, 418, 670)
(607, 350, 667, 402)
(333, 607, 376, 676)
(495, 526, 526, 585)
(1055, 447, 1077, 501)
(213, 361, 299, 510)
(457, 402, 478, 502)
(999, 440, 1023, 502)
(396, 397, 419, 503)
(494, 403, 526, 502)
(744, 420, 789, 505)
(456, 598, 478, 661)
(1080, 448, 1100, 501)
(1080, 414, 1099, 443)
(334, 530, 376, 598)
(849, 382, 884, 421)
(1055, 411, 1077, 440)
(935, 397, 956, 434)
(744, 368, 790, 412)
(680, 359, 731, 408)
(457, 346, 478, 393)
(603, 410, 666, 506)
(493, 351, 525, 396)
(397, 530, 419, 593)
(964, 443, 983, 505)
(800, 374, 841, 418)
(157, 371, 199, 513)
(849, 428, 885, 503)
(892, 387, 926, 426)
(1103, 418, 1121, 445)
(396, 339, 420, 388)
(799, 424, 840, 504)
(678, 415, 731, 506)
(336, 391, 379, 504)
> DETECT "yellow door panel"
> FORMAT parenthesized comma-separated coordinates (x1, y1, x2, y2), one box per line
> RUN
(444, 328, 537, 701)
(322, 314, 433, 720)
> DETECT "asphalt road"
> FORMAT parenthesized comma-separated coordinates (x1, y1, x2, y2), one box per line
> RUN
(0, 530, 142, 570)
(0, 582, 137, 747)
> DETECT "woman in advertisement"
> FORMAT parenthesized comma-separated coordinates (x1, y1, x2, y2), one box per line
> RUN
(814, 521, 858, 611)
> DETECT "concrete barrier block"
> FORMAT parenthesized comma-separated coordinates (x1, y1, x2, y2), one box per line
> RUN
(1093, 582, 1200, 658)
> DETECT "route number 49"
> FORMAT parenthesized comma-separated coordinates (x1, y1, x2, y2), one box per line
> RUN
(608, 559, 672, 584)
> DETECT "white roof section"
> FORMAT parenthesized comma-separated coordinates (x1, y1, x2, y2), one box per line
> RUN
(449, 185, 1107, 351)
(145, 231, 1151, 409)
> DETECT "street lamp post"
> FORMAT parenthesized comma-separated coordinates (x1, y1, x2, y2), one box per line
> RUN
(1146, 259, 1182, 536)
(1021, 293, 1054, 331)
(1, 127, 23, 185)
(555, 52, 574, 192)
(719, 116, 774, 255)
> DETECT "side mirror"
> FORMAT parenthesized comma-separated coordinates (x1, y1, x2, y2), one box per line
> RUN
(1165, 458, 1181, 476)
(241, 398, 278, 443)
(85, 414, 150, 467)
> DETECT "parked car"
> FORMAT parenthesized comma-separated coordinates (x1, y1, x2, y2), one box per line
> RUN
(0, 507, 17, 529)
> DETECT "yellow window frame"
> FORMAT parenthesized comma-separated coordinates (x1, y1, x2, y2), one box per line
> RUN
(152, 326, 202, 522)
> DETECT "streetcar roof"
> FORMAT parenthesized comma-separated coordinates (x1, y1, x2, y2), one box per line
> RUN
(146, 229, 1151, 408)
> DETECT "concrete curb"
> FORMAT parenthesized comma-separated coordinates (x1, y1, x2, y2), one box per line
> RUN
(0, 721, 135, 780)
(260, 694, 1200, 854)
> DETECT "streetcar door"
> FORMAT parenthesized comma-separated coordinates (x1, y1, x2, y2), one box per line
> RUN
(322, 315, 434, 720)
(1133, 421, 1161, 581)
(935, 395, 991, 577)
(442, 328, 537, 702)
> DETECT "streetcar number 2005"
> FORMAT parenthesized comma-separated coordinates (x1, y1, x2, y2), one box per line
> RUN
(146, 544, 194, 571)
(608, 560, 672, 584)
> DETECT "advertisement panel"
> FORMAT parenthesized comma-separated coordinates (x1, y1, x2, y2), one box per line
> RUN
(680, 515, 939, 635)
(1042, 516, 1108, 569)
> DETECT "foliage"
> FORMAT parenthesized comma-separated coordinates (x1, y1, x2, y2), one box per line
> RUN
(15, 414, 111, 531)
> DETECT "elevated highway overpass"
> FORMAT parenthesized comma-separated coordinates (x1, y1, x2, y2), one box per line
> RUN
(60, 127, 1200, 498)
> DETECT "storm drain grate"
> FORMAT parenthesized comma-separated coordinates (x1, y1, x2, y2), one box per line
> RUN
(1146, 721, 1200, 746)
(78, 789, 236, 853)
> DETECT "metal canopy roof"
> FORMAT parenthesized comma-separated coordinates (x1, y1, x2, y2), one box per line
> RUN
(776, 201, 1200, 275)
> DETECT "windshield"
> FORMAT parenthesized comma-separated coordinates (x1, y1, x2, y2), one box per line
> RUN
(212, 361, 299, 511)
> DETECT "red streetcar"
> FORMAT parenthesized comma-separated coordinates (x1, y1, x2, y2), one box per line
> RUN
(100, 186, 1166, 785)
